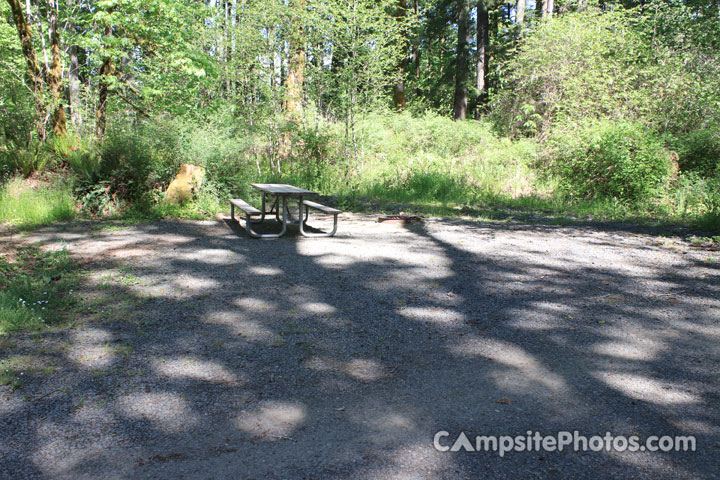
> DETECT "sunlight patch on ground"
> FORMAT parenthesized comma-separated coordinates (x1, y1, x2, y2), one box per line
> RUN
(310, 253, 361, 268)
(593, 340, 664, 361)
(603, 447, 698, 479)
(304, 356, 390, 381)
(32, 422, 128, 477)
(152, 357, 241, 384)
(68, 328, 114, 368)
(177, 248, 241, 264)
(171, 276, 220, 292)
(400, 307, 464, 325)
(247, 265, 283, 275)
(599, 373, 701, 405)
(235, 401, 306, 439)
(354, 442, 452, 479)
(301, 302, 336, 314)
(205, 313, 277, 343)
(451, 337, 568, 392)
(344, 359, 388, 381)
(668, 418, 717, 434)
(670, 319, 720, 337)
(234, 297, 275, 311)
(367, 412, 415, 431)
(507, 315, 566, 330)
(117, 392, 198, 431)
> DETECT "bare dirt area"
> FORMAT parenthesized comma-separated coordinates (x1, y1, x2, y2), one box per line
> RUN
(1, 214, 719, 479)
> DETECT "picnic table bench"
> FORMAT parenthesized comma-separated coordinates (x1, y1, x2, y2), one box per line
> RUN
(230, 184, 341, 238)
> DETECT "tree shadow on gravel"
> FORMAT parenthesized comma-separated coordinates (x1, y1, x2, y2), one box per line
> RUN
(1, 216, 718, 479)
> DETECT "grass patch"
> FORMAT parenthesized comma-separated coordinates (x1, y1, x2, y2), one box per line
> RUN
(0, 354, 58, 390)
(0, 243, 82, 334)
(0, 176, 75, 229)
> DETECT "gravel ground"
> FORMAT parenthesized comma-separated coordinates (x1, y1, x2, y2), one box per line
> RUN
(1, 213, 719, 479)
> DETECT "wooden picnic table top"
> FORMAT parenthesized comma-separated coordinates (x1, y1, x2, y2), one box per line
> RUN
(250, 183, 318, 196)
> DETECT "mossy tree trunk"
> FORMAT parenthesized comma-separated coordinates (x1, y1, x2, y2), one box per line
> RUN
(6, 0, 47, 141)
(95, 54, 113, 139)
(47, 0, 66, 137)
(284, 0, 306, 117)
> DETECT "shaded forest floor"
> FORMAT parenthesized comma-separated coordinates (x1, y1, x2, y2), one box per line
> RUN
(1, 214, 719, 479)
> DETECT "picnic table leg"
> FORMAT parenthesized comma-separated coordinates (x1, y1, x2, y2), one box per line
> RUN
(238, 195, 287, 239)
(248, 193, 267, 224)
(244, 208, 286, 239)
(275, 195, 283, 223)
(279, 196, 289, 235)
(299, 199, 338, 237)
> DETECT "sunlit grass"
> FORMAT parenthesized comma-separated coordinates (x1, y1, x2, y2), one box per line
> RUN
(0, 245, 80, 335)
(0, 177, 75, 228)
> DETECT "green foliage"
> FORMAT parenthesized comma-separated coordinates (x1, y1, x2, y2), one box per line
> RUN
(97, 134, 153, 200)
(73, 133, 152, 214)
(492, 8, 720, 136)
(0, 140, 54, 177)
(547, 120, 672, 202)
(0, 245, 79, 334)
(669, 129, 720, 178)
(333, 113, 541, 204)
(0, 177, 75, 227)
(0, 1, 35, 145)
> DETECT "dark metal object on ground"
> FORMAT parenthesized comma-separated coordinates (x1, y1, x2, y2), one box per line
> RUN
(377, 215, 423, 225)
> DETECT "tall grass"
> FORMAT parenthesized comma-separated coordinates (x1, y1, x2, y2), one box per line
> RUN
(267, 112, 545, 208)
(0, 177, 75, 228)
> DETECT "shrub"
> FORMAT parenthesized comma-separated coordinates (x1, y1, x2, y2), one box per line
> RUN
(547, 121, 672, 202)
(491, 9, 720, 137)
(671, 129, 720, 177)
(0, 140, 53, 177)
(71, 133, 152, 214)
(694, 176, 720, 231)
(96, 134, 153, 200)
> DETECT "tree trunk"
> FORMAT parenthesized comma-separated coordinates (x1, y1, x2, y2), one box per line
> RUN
(542, 0, 554, 18)
(516, 0, 526, 23)
(453, 0, 471, 120)
(67, 45, 81, 126)
(284, 47, 305, 115)
(6, 0, 47, 140)
(392, 0, 408, 111)
(475, 0, 489, 117)
(95, 55, 113, 138)
(411, 0, 420, 81)
(284, 0, 306, 116)
(96, 25, 114, 139)
(47, 0, 66, 136)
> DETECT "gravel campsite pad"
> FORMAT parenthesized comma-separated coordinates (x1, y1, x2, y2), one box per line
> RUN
(1, 214, 719, 479)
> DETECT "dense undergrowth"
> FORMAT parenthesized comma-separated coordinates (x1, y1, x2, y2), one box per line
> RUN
(1, 8, 718, 233)
(0, 111, 718, 233)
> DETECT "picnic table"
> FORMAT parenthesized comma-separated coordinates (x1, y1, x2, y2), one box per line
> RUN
(230, 183, 341, 239)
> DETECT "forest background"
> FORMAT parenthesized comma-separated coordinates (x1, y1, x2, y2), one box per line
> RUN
(1, 0, 719, 231)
